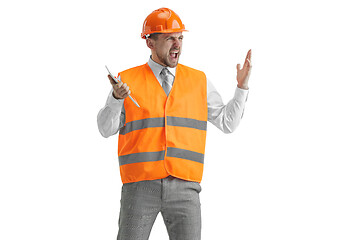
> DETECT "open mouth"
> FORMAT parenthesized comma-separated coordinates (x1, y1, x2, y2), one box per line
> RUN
(169, 51, 179, 60)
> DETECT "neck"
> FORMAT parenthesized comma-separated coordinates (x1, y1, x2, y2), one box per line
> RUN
(150, 55, 167, 67)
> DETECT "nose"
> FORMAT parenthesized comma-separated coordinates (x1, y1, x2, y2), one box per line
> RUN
(173, 38, 181, 49)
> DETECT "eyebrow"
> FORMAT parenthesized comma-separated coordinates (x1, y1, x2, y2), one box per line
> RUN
(166, 35, 183, 40)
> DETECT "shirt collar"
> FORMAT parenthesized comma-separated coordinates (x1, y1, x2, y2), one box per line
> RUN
(148, 56, 176, 79)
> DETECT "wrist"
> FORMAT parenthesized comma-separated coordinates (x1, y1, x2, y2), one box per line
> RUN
(237, 84, 249, 90)
(112, 91, 124, 100)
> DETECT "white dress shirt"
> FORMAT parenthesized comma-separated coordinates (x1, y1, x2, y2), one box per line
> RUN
(97, 57, 249, 137)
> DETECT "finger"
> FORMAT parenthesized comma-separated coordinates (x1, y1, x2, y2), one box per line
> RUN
(113, 82, 123, 93)
(115, 82, 125, 91)
(236, 63, 241, 71)
(246, 58, 252, 68)
(117, 81, 124, 89)
(244, 52, 251, 66)
(108, 75, 116, 85)
(115, 89, 127, 99)
(108, 74, 121, 86)
(243, 50, 251, 67)
(117, 87, 126, 95)
(246, 49, 252, 61)
(120, 88, 131, 98)
(118, 85, 130, 96)
(123, 90, 131, 98)
(113, 82, 124, 95)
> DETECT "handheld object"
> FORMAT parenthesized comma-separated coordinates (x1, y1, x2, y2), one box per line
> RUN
(105, 65, 140, 108)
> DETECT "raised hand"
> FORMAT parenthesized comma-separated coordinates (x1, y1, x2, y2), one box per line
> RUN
(108, 75, 131, 99)
(236, 49, 252, 90)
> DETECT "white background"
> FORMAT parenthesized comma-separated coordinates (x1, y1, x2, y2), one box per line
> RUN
(1, 0, 359, 239)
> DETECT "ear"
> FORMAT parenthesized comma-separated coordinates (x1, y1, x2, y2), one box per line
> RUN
(146, 38, 155, 50)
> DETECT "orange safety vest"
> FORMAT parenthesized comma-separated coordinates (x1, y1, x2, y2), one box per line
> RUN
(117, 63, 207, 184)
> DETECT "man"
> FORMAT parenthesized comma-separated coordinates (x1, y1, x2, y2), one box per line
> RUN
(97, 7, 252, 240)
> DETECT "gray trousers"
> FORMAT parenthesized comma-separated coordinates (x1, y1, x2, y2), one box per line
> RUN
(117, 176, 202, 240)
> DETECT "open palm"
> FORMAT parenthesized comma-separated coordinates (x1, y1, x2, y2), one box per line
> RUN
(236, 49, 252, 90)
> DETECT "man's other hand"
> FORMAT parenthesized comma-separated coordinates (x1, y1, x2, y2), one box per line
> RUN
(108, 75, 131, 99)
(236, 49, 252, 90)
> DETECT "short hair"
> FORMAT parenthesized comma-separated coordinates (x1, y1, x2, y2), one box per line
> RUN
(149, 33, 161, 40)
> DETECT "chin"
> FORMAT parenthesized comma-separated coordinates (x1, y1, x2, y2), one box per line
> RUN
(167, 60, 179, 68)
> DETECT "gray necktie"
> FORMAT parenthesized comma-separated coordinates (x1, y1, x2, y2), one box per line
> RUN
(160, 68, 172, 96)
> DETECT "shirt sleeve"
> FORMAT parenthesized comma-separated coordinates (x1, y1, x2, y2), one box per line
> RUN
(207, 79, 249, 133)
(97, 89, 125, 138)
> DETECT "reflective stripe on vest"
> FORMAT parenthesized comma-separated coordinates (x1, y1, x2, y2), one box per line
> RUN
(119, 150, 165, 165)
(167, 116, 207, 131)
(118, 147, 204, 166)
(119, 117, 165, 135)
(117, 63, 207, 184)
(119, 116, 207, 135)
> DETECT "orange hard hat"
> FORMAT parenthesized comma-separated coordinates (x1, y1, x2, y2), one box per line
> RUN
(141, 8, 187, 39)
